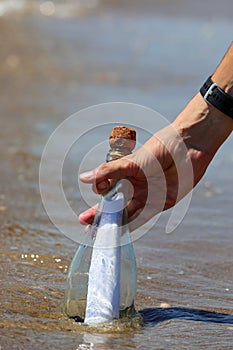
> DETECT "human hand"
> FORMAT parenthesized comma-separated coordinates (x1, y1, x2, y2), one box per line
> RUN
(78, 122, 212, 231)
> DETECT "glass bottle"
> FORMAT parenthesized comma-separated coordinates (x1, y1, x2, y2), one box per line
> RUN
(64, 126, 137, 323)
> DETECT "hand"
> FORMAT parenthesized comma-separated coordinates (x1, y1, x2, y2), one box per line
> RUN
(78, 122, 212, 231)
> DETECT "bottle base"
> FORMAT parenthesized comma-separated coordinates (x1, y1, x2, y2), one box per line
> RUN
(65, 302, 143, 328)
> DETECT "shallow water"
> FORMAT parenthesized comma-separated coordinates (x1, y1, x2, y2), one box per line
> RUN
(0, 1, 233, 349)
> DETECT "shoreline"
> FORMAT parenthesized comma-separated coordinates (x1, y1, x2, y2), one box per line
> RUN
(1, 0, 233, 19)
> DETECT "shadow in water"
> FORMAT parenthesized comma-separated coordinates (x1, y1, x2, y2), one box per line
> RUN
(139, 307, 233, 327)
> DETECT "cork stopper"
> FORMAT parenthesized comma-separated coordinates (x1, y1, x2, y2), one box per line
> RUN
(109, 126, 136, 151)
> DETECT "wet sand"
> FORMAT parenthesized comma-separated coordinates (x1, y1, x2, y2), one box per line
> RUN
(0, 1, 233, 349)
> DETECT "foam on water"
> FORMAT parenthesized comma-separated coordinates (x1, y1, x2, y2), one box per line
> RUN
(0, 0, 99, 17)
(0, 0, 25, 16)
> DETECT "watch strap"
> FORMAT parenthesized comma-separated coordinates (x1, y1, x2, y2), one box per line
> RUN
(200, 76, 233, 119)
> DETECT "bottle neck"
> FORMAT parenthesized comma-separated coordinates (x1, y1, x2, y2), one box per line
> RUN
(106, 147, 132, 162)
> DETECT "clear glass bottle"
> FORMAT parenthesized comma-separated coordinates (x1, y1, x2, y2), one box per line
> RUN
(64, 126, 137, 323)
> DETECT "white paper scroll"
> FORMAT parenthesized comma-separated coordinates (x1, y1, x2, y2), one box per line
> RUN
(84, 193, 124, 324)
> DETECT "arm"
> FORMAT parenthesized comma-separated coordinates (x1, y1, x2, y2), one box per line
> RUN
(79, 43, 233, 229)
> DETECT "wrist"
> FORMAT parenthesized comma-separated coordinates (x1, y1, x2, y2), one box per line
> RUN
(173, 44, 233, 156)
(172, 93, 232, 157)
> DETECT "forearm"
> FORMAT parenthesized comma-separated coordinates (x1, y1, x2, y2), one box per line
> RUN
(173, 43, 233, 157)
(212, 42, 233, 95)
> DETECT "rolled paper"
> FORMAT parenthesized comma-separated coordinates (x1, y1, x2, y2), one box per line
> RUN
(84, 192, 124, 324)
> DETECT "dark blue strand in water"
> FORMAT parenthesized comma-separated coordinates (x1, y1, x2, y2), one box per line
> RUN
(140, 307, 233, 327)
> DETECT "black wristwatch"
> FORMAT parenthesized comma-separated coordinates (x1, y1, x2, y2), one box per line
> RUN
(200, 76, 233, 119)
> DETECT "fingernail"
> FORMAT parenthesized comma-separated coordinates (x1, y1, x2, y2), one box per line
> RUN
(80, 171, 94, 180)
(78, 213, 87, 224)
